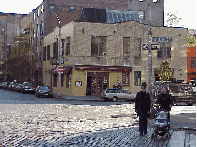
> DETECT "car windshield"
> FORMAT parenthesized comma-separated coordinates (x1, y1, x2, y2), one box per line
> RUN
(25, 83, 32, 86)
(39, 86, 49, 90)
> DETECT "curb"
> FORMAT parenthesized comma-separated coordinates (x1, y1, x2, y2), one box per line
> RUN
(172, 127, 196, 132)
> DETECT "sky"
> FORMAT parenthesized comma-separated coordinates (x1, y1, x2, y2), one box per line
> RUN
(0, 0, 196, 30)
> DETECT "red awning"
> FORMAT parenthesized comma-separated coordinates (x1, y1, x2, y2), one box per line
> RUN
(49, 66, 72, 74)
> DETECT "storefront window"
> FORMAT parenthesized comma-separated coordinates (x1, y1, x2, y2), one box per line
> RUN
(134, 71, 141, 86)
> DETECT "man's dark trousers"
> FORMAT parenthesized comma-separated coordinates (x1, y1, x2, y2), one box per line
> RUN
(139, 109, 148, 135)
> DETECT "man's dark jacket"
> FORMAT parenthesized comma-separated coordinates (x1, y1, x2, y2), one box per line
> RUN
(156, 93, 172, 111)
(135, 91, 151, 116)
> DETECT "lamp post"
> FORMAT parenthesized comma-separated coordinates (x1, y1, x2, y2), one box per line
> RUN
(148, 0, 153, 118)
(45, 9, 62, 97)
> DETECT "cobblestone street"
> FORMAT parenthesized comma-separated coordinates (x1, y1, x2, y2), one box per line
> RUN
(0, 104, 196, 146)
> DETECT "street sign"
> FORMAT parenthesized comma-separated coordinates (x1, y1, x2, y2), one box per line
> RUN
(58, 66, 63, 73)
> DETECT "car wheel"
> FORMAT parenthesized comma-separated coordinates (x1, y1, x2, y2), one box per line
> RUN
(112, 97, 117, 102)
(37, 94, 40, 98)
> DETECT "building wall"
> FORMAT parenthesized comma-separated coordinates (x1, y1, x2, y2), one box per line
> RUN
(43, 20, 188, 95)
(187, 47, 196, 83)
(128, 0, 164, 26)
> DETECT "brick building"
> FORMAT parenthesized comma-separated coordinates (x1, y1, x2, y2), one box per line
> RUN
(0, 12, 27, 81)
(20, 0, 164, 86)
(187, 47, 196, 85)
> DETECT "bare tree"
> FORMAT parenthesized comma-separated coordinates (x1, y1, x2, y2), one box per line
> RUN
(165, 11, 182, 27)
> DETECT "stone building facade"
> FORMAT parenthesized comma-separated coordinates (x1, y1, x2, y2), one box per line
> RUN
(43, 21, 188, 96)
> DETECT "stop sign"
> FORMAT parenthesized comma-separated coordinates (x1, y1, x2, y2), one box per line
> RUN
(58, 66, 63, 73)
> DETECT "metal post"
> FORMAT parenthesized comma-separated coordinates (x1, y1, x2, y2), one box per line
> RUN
(148, 0, 153, 118)
(58, 17, 61, 97)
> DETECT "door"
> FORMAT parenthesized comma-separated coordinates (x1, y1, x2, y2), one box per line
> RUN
(88, 72, 109, 96)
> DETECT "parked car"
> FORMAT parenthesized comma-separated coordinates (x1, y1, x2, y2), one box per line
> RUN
(12, 83, 20, 91)
(2, 82, 9, 89)
(35, 86, 53, 98)
(16, 84, 22, 92)
(21, 82, 34, 94)
(0, 82, 2, 89)
(101, 88, 136, 102)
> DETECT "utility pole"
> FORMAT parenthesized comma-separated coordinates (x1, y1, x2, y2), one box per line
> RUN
(148, 0, 153, 118)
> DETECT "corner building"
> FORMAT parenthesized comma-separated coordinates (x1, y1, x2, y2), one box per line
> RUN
(43, 20, 188, 96)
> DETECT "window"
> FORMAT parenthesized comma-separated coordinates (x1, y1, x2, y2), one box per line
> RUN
(153, 0, 160, 3)
(43, 46, 46, 61)
(53, 74, 57, 87)
(123, 37, 130, 56)
(37, 9, 40, 17)
(157, 47, 171, 58)
(138, 11, 144, 20)
(53, 41, 58, 58)
(41, 4, 44, 13)
(1, 20, 5, 25)
(47, 45, 50, 60)
(65, 37, 70, 56)
(91, 36, 106, 56)
(37, 24, 39, 37)
(134, 38, 141, 57)
(122, 71, 130, 87)
(134, 71, 141, 86)
(61, 39, 65, 55)
(1, 29, 4, 34)
(69, 7, 75, 12)
(40, 21, 43, 35)
(49, 6, 54, 11)
(66, 74, 69, 88)
(61, 74, 64, 87)
(191, 57, 196, 68)
(33, 12, 35, 21)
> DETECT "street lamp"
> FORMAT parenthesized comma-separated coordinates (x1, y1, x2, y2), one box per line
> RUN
(148, 0, 154, 118)
(45, 8, 62, 97)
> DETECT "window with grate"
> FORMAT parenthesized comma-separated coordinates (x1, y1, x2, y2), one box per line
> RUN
(134, 71, 141, 86)
(123, 37, 130, 57)
(122, 71, 130, 87)
(91, 36, 106, 56)
(191, 57, 196, 68)
(43, 46, 46, 61)
(47, 45, 50, 60)
(53, 74, 57, 87)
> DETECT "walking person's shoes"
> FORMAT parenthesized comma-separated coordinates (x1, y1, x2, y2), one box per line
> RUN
(140, 131, 143, 136)
(144, 130, 147, 135)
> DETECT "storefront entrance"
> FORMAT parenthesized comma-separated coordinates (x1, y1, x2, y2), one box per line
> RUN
(87, 72, 109, 96)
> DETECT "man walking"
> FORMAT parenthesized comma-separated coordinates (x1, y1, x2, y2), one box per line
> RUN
(135, 82, 151, 136)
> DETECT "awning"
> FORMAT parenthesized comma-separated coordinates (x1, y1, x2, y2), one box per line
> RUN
(49, 66, 72, 74)
(74, 65, 132, 72)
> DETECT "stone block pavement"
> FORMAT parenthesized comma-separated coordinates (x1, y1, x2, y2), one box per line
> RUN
(0, 103, 196, 147)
